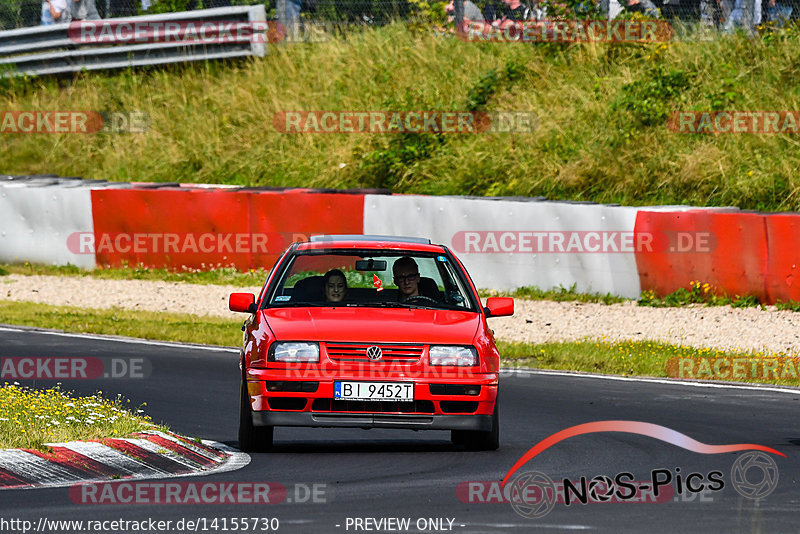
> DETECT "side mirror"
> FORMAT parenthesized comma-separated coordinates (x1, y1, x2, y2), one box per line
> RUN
(484, 297, 514, 318)
(229, 293, 256, 313)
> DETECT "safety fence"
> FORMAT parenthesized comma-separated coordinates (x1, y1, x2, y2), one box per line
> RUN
(2, 0, 796, 35)
(0, 5, 266, 77)
(4, 175, 800, 303)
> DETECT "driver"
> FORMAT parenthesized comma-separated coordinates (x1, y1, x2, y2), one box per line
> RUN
(393, 256, 421, 301)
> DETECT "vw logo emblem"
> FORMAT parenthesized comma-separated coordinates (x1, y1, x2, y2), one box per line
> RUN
(366, 346, 383, 361)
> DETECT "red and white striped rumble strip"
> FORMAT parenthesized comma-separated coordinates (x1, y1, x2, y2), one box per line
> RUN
(0, 431, 245, 489)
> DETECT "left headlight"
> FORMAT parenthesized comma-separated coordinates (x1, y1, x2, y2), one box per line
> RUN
(429, 345, 478, 366)
(269, 342, 320, 362)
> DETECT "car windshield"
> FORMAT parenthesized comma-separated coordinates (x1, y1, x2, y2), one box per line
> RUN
(266, 250, 477, 311)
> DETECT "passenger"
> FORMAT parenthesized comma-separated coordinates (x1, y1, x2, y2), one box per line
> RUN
(323, 269, 347, 303)
(392, 256, 421, 301)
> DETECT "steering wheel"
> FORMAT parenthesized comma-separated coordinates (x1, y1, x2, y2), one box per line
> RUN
(404, 295, 439, 305)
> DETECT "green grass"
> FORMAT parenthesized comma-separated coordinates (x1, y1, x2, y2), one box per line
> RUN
(2, 24, 800, 211)
(0, 384, 167, 451)
(480, 283, 627, 304)
(1, 300, 796, 387)
(638, 280, 782, 309)
(0, 262, 269, 286)
(775, 299, 800, 312)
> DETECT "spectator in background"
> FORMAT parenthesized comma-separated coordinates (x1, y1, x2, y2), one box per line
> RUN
(42, 0, 71, 24)
(277, 0, 303, 42)
(622, 0, 661, 17)
(493, 0, 529, 28)
(723, 0, 761, 31)
(764, 0, 792, 25)
(445, 0, 485, 23)
(482, 0, 503, 21)
(71, 0, 100, 21)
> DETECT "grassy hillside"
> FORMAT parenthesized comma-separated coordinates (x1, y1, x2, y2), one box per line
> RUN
(2, 24, 799, 211)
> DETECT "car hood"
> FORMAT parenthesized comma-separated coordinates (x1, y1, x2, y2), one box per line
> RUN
(262, 307, 481, 345)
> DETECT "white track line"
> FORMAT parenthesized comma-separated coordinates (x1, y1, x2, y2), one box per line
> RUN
(503, 368, 800, 395)
(0, 325, 238, 353)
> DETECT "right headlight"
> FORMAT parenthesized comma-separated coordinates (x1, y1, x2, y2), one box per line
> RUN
(269, 342, 319, 363)
(429, 345, 478, 366)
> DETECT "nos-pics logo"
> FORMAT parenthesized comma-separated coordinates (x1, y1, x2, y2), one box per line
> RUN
(502, 421, 782, 519)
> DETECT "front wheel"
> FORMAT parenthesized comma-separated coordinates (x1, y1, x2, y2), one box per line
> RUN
(239, 378, 274, 452)
(451, 396, 499, 451)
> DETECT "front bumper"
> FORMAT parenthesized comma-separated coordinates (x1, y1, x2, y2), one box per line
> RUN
(245, 369, 498, 431)
(253, 412, 493, 431)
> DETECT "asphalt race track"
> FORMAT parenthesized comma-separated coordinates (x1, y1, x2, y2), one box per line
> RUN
(0, 326, 798, 533)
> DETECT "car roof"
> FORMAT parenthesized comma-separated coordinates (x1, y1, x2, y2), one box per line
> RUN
(296, 235, 445, 253)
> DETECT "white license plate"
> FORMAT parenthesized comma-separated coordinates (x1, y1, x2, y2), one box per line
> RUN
(334, 381, 414, 401)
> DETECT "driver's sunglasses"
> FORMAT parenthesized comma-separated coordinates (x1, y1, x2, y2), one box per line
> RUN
(394, 273, 420, 283)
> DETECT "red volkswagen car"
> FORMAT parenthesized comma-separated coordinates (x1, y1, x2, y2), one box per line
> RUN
(229, 235, 513, 452)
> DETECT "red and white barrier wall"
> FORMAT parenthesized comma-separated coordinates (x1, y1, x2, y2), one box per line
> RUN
(2, 176, 799, 302)
(0, 180, 96, 268)
(634, 209, 800, 303)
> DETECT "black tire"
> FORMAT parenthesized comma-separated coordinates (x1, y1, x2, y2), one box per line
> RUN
(239, 378, 274, 452)
(451, 396, 500, 451)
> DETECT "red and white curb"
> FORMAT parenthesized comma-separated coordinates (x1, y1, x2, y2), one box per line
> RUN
(0, 430, 249, 490)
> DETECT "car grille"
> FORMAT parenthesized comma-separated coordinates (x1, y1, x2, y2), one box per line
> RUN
(325, 342, 424, 363)
(311, 398, 435, 414)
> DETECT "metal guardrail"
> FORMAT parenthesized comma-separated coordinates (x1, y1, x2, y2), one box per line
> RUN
(0, 5, 267, 77)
